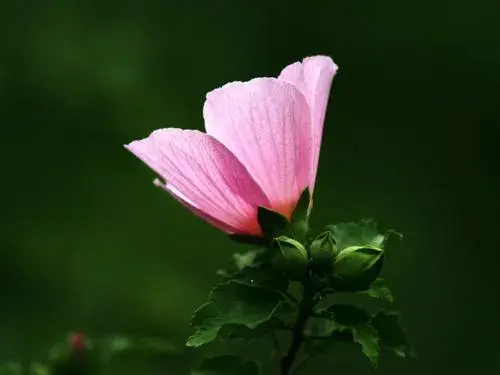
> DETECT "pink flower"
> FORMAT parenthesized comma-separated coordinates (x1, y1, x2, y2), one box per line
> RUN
(126, 56, 337, 236)
(68, 331, 87, 351)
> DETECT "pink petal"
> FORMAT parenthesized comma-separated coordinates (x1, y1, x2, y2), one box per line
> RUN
(278, 56, 338, 192)
(154, 180, 242, 234)
(203, 78, 311, 219)
(125, 129, 270, 235)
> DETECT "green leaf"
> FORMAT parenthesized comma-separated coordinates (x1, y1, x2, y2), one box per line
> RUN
(30, 363, 50, 375)
(0, 363, 22, 375)
(308, 305, 380, 367)
(257, 207, 289, 239)
(327, 219, 386, 251)
(327, 305, 371, 326)
(371, 311, 414, 358)
(304, 317, 339, 356)
(222, 263, 289, 293)
(135, 337, 180, 355)
(218, 318, 286, 342)
(361, 278, 394, 303)
(192, 355, 260, 375)
(306, 317, 336, 338)
(351, 323, 380, 368)
(187, 281, 289, 347)
(98, 335, 180, 362)
(232, 249, 265, 271)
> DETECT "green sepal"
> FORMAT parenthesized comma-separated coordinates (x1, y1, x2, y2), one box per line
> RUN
(257, 207, 289, 239)
(290, 188, 311, 241)
(331, 246, 384, 291)
(191, 355, 260, 375)
(272, 236, 309, 279)
(186, 280, 290, 348)
(291, 188, 311, 223)
(309, 231, 337, 271)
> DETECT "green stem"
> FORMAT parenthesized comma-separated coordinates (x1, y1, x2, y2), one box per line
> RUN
(280, 284, 315, 375)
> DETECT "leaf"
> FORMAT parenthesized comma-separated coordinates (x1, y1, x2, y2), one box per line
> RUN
(233, 249, 265, 270)
(326, 220, 386, 251)
(371, 311, 414, 358)
(218, 318, 286, 342)
(223, 263, 289, 293)
(98, 335, 180, 362)
(361, 278, 394, 303)
(306, 316, 333, 337)
(351, 324, 380, 368)
(0, 363, 22, 375)
(327, 305, 371, 326)
(257, 207, 289, 239)
(191, 355, 260, 375)
(307, 305, 380, 367)
(30, 363, 50, 375)
(136, 337, 180, 355)
(186, 325, 219, 348)
(186, 281, 289, 347)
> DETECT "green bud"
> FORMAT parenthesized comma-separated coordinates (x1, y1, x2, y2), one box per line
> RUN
(272, 236, 309, 279)
(310, 231, 337, 267)
(332, 246, 384, 291)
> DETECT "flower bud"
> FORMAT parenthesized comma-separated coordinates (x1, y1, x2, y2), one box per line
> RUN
(49, 332, 95, 375)
(310, 231, 337, 268)
(69, 332, 88, 351)
(332, 246, 384, 291)
(272, 236, 309, 279)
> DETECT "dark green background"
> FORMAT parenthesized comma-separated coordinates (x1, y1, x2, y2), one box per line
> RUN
(1, 0, 499, 374)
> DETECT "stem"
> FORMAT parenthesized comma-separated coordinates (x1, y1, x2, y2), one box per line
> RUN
(280, 284, 315, 375)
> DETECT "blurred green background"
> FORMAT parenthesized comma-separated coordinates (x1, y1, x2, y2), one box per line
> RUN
(1, 0, 499, 374)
